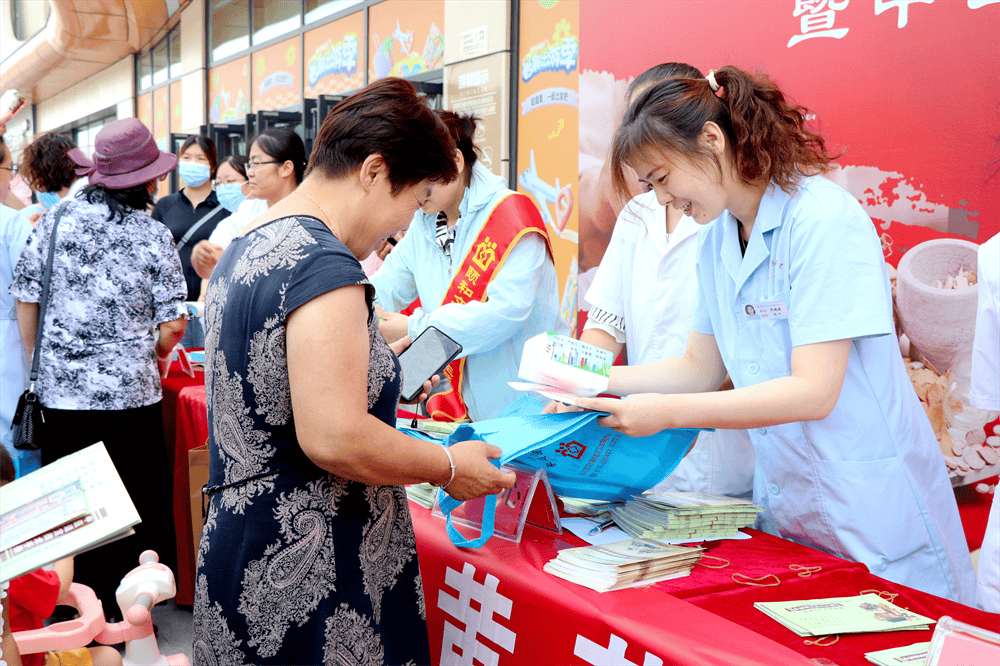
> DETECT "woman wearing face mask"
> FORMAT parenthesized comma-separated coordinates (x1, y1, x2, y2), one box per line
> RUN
(213, 154, 249, 213)
(191, 129, 303, 280)
(0, 134, 37, 476)
(17, 133, 89, 226)
(152, 135, 231, 348)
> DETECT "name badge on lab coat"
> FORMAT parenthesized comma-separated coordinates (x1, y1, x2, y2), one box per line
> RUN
(746, 300, 788, 320)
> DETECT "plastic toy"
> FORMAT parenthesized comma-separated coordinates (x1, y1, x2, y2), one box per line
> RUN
(13, 550, 190, 666)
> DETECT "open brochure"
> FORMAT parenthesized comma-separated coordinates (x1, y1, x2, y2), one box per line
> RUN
(510, 332, 614, 401)
(755, 594, 934, 637)
(0, 442, 141, 582)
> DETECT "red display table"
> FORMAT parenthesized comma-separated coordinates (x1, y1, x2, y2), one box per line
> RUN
(162, 373, 999, 663)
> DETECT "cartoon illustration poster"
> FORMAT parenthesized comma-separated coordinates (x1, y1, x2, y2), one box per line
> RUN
(578, 0, 1000, 485)
(368, 0, 445, 81)
(252, 36, 302, 112)
(169, 81, 184, 134)
(516, 0, 581, 334)
(209, 57, 251, 124)
(304, 11, 365, 97)
(136, 93, 153, 134)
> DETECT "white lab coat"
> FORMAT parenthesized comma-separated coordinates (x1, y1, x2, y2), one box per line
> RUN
(971, 233, 999, 612)
(1, 204, 37, 475)
(207, 197, 269, 249)
(586, 191, 755, 497)
(691, 175, 977, 605)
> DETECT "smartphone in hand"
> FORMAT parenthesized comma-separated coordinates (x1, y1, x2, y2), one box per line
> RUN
(397, 326, 463, 403)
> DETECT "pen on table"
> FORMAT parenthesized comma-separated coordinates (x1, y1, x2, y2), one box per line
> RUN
(589, 519, 616, 535)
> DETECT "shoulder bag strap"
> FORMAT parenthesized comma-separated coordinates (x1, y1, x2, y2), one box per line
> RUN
(28, 202, 70, 388)
(176, 204, 225, 252)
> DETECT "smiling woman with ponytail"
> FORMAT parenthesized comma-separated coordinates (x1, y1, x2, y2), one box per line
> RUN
(577, 64, 978, 606)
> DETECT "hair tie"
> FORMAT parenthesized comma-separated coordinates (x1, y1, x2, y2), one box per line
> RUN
(706, 70, 721, 93)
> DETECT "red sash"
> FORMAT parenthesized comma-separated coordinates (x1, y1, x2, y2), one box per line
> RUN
(426, 192, 553, 421)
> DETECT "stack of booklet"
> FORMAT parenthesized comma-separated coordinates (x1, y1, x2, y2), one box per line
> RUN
(405, 483, 438, 509)
(864, 642, 930, 666)
(543, 538, 704, 592)
(755, 594, 934, 637)
(559, 496, 622, 519)
(610, 491, 763, 541)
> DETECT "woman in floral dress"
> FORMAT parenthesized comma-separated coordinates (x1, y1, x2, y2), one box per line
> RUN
(194, 78, 515, 665)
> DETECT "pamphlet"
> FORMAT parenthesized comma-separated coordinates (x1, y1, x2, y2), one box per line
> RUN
(864, 642, 930, 665)
(610, 491, 763, 541)
(0, 442, 141, 582)
(755, 594, 934, 637)
(512, 332, 613, 398)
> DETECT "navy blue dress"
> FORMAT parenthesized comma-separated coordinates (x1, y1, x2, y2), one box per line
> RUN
(193, 215, 430, 665)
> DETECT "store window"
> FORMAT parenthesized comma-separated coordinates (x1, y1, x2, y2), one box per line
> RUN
(252, 0, 300, 45)
(138, 50, 154, 91)
(212, 0, 250, 61)
(66, 111, 118, 158)
(305, 0, 363, 25)
(152, 38, 169, 86)
(169, 28, 183, 78)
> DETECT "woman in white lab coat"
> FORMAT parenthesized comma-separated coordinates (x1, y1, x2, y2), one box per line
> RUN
(577, 65, 977, 605)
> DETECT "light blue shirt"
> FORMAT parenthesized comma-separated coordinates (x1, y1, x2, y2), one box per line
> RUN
(371, 163, 563, 421)
(692, 175, 976, 605)
(1, 204, 37, 474)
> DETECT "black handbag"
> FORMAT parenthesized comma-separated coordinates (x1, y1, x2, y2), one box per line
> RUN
(12, 203, 67, 450)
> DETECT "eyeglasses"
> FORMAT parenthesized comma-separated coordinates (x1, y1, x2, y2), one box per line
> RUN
(246, 160, 279, 173)
(0, 165, 18, 176)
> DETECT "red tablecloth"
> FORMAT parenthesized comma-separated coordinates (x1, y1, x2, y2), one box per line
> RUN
(163, 377, 999, 663)
(162, 367, 207, 607)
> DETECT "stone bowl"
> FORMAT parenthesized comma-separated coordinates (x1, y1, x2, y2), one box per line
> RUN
(896, 238, 979, 372)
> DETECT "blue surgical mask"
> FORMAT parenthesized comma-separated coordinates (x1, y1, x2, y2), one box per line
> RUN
(178, 162, 211, 188)
(38, 190, 61, 210)
(215, 182, 246, 212)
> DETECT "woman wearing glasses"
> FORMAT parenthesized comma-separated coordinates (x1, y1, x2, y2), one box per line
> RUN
(190, 128, 304, 280)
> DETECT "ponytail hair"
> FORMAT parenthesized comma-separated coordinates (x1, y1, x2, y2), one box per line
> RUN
(435, 110, 480, 178)
(611, 65, 836, 207)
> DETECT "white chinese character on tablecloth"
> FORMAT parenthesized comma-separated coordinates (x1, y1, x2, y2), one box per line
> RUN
(788, 0, 850, 47)
(438, 562, 516, 666)
(874, 0, 933, 28)
(574, 634, 664, 666)
(967, 0, 997, 8)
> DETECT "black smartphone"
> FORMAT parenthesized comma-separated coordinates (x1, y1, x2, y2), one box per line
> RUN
(397, 326, 463, 403)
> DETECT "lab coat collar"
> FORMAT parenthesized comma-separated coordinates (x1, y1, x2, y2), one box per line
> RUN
(723, 183, 790, 293)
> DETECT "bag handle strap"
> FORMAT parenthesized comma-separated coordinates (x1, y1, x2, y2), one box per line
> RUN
(176, 204, 225, 252)
(438, 489, 497, 549)
(28, 202, 70, 387)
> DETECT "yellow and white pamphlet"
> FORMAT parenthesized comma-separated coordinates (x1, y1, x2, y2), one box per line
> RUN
(755, 594, 934, 637)
(0, 442, 141, 582)
(864, 641, 930, 665)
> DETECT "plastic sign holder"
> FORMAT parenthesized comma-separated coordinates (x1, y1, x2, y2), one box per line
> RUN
(925, 615, 999, 665)
(432, 463, 562, 544)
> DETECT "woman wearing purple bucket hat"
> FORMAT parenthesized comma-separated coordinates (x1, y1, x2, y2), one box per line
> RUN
(10, 117, 188, 619)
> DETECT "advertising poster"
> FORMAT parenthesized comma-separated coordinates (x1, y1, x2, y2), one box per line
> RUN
(368, 0, 445, 81)
(516, 0, 581, 334)
(209, 57, 251, 124)
(136, 93, 153, 134)
(445, 53, 508, 177)
(252, 36, 302, 112)
(579, 0, 1000, 484)
(304, 11, 365, 97)
(152, 86, 169, 151)
(169, 81, 183, 134)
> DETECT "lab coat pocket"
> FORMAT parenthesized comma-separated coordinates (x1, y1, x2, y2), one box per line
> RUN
(813, 456, 933, 577)
(750, 291, 792, 374)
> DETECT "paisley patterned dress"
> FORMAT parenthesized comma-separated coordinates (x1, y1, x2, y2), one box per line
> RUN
(193, 215, 430, 665)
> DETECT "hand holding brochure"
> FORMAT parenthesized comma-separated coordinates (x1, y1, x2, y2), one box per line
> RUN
(0, 442, 141, 582)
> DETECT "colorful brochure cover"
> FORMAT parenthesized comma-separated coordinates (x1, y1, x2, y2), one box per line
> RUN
(755, 594, 934, 636)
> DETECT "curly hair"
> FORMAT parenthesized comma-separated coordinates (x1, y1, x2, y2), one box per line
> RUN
(611, 65, 837, 208)
(20, 132, 79, 193)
